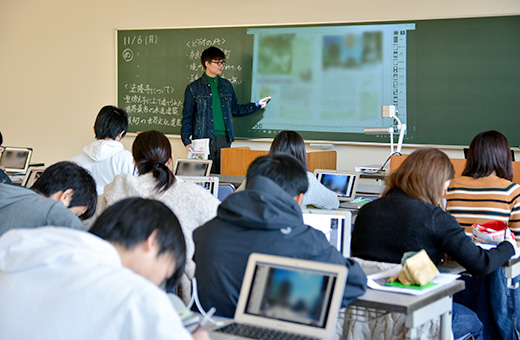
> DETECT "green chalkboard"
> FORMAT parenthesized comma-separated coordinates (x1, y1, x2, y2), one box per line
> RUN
(117, 15, 520, 146)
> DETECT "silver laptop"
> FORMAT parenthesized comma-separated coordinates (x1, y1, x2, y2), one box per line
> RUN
(209, 253, 347, 340)
(21, 166, 46, 188)
(177, 176, 219, 198)
(0, 146, 33, 174)
(302, 209, 352, 257)
(314, 169, 364, 209)
(173, 159, 212, 176)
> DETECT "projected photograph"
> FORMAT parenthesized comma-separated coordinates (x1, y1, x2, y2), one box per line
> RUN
(257, 34, 294, 75)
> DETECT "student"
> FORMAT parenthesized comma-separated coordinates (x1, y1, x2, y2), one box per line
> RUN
(0, 131, 11, 184)
(446, 130, 520, 340)
(446, 130, 520, 235)
(0, 161, 97, 235)
(193, 153, 367, 318)
(239, 130, 339, 209)
(72, 105, 136, 195)
(92, 130, 220, 303)
(0, 197, 209, 340)
(181, 46, 270, 173)
(351, 148, 516, 340)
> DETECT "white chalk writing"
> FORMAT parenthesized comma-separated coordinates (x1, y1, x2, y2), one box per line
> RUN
(124, 83, 174, 95)
(123, 34, 158, 46)
(128, 115, 182, 127)
(186, 37, 226, 48)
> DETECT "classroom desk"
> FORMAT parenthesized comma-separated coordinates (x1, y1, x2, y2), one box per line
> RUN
(350, 280, 465, 340)
(504, 256, 520, 289)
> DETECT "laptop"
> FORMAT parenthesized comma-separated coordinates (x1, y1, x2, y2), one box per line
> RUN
(177, 176, 219, 198)
(0, 146, 33, 174)
(173, 159, 212, 177)
(209, 253, 347, 340)
(21, 166, 46, 188)
(314, 169, 361, 208)
(302, 209, 352, 257)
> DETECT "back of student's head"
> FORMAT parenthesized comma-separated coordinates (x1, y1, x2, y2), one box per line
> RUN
(0, 131, 3, 145)
(246, 153, 308, 197)
(385, 148, 454, 206)
(89, 197, 186, 290)
(132, 130, 175, 193)
(201, 46, 225, 69)
(463, 130, 513, 181)
(269, 130, 307, 169)
(31, 161, 97, 220)
(94, 105, 129, 140)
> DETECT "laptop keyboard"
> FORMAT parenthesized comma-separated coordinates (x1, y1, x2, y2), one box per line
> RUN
(215, 322, 319, 340)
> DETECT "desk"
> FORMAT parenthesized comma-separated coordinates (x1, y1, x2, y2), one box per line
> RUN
(350, 280, 465, 340)
(504, 256, 520, 289)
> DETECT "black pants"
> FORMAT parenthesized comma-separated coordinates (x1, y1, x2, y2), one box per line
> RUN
(209, 135, 231, 174)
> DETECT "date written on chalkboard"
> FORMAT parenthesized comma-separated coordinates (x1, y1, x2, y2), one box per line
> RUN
(123, 35, 158, 46)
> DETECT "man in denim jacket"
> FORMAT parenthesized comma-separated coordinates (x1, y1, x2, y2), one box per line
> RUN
(181, 46, 270, 173)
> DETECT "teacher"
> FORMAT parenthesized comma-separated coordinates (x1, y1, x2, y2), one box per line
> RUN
(181, 46, 270, 173)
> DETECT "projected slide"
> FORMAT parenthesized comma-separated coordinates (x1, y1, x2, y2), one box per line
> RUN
(247, 24, 414, 135)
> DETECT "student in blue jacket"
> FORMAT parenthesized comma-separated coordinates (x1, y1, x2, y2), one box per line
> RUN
(193, 153, 367, 318)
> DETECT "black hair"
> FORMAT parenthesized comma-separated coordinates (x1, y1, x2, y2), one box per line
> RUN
(94, 105, 129, 140)
(0, 131, 3, 145)
(31, 161, 97, 220)
(201, 46, 225, 69)
(269, 130, 307, 169)
(89, 198, 186, 290)
(246, 153, 308, 197)
(463, 130, 513, 181)
(132, 130, 175, 193)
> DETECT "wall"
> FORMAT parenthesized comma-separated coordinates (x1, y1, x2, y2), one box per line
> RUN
(1, 0, 519, 170)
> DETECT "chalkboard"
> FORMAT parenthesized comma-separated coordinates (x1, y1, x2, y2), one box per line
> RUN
(117, 15, 520, 146)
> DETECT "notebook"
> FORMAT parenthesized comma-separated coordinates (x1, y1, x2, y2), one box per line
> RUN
(209, 253, 347, 340)
(0, 146, 33, 174)
(173, 159, 212, 176)
(314, 169, 359, 203)
(302, 209, 352, 257)
(21, 166, 46, 188)
(177, 176, 219, 197)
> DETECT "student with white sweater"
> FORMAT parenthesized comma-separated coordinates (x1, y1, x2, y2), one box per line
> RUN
(91, 130, 220, 303)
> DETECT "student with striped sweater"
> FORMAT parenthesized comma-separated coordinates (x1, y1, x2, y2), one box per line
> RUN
(446, 130, 520, 340)
(446, 130, 520, 236)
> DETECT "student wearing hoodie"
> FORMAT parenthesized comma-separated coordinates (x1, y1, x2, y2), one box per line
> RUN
(72, 105, 136, 195)
(0, 198, 209, 340)
(193, 153, 367, 318)
(0, 161, 97, 236)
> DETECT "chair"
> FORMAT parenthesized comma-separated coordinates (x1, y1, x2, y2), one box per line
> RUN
(218, 183, 236, 201)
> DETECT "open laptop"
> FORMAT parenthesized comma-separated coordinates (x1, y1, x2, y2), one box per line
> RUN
(21, 166, 46, 188)
(177, 175, 219, 198)
(0, 146, 33, 174)
(302, 209, 352, 257)
(314, 169, 362, 209)
(209, 253, 347, 340)
(173, 159, 212, 176)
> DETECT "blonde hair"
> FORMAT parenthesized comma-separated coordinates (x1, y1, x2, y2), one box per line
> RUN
(385, 148, 455, 206)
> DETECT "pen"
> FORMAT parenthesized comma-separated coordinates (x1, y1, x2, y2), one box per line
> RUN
(191, 307, 216, 334)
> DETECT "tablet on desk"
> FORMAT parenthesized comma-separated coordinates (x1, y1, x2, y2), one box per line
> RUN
(0, 146, 33, 174)
(314, 169, 359, 202)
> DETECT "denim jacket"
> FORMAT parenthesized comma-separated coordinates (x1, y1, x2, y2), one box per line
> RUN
(181, 74, 259, 146)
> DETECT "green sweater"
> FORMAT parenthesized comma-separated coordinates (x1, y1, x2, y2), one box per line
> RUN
(205, 73, 226, 136)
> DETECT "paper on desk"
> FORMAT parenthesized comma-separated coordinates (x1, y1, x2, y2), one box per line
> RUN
(367, 266, 460, 296)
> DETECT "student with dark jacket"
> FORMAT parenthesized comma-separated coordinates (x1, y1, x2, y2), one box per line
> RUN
(193, 153, 367, 318)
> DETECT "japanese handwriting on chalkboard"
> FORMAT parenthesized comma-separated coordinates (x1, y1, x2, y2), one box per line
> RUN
(124, 83, 174, 95)
(186, 38, 226, 48)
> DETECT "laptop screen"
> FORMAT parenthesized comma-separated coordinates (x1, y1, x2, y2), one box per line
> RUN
(0, 147, 33, 173)
(243, 261, 338, 329)
(316, 172, 358, 200)
(302, 213, 345, 254)
(174, 159, 212, 176)
(177, 176, 219, 197)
